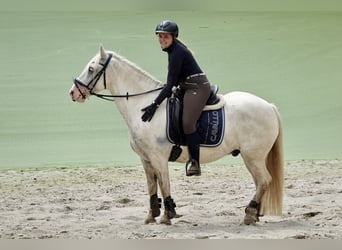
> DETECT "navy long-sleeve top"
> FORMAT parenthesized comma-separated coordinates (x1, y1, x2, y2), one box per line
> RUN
(154, 41, 203, 105)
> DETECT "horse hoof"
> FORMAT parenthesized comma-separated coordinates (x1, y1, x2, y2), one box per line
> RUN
(145, 210, 157, 224)
(145, 217, 157, 224)
(160, 215, 172, 225)
(244, 207, 259, 225)
(243, 215, 257, 225)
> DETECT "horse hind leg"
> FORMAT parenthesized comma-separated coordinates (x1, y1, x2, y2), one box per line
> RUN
(241, 155, 272, 225)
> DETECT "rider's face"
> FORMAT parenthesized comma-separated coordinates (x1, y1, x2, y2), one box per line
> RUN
(158, 33, 173, 49)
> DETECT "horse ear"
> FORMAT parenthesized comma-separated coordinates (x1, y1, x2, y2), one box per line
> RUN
(99, 45, 107, 60)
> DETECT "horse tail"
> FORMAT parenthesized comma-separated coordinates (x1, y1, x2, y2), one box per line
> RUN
(261, 105, 284, 216)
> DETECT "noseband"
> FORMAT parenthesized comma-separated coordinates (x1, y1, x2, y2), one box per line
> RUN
(73, 53, 163, 101)
(73, 53, 113, 99)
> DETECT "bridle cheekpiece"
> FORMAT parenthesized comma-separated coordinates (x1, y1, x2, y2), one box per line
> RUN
(73, 53, 113, 100)
(73, 52, 163, 101)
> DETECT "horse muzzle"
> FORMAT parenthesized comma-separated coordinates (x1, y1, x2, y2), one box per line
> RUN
(69, 86, 86, 103)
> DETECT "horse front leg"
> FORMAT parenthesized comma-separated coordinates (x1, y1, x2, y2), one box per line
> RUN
(157, 165, 177, 225)
(161, 196, 176, 225)
(142, 159, 161, 224)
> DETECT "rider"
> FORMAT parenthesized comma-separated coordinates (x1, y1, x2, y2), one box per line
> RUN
(141, 20, 212, 176)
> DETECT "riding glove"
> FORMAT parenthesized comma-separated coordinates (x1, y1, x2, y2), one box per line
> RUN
(141, 102, 159, 122)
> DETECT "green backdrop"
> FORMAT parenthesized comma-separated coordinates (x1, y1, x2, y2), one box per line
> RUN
(1, 9, 341, 168)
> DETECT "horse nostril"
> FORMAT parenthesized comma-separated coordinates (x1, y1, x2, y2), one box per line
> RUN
(70, 90, 74, 96)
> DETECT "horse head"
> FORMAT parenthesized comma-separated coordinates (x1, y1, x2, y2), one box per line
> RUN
(69, 45, 111, 103)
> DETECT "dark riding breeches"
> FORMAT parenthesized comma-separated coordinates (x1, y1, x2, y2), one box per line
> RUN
(181, 75, 211, 134)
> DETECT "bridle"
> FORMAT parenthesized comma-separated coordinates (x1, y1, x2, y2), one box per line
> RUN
(73, 53, 113, 100)
(73, 53, 162, 102)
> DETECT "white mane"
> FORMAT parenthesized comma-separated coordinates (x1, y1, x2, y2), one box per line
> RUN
(109, 51, 162, 86)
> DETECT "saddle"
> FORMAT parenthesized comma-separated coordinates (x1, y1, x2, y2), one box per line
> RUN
(207, 85, 221, 106)
(167, 85, 226, 161)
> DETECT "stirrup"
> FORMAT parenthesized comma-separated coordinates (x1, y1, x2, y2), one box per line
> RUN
(185, 159, 201, 176)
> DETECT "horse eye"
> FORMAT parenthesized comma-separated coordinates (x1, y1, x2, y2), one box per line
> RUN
(88, 66, 94, 73)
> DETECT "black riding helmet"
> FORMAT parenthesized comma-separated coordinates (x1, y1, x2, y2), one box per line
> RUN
(155, 20, 179, 37)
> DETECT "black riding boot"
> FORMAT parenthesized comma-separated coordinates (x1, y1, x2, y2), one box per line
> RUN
(185, 132, 201, 176)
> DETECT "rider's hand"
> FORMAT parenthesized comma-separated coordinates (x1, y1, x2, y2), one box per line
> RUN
(141, 102, 159, 122)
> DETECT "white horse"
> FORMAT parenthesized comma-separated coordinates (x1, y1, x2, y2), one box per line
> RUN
(69, 46, 284, 225)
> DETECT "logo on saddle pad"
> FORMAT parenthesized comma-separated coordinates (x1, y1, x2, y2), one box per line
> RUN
(166, 96, 225, 147)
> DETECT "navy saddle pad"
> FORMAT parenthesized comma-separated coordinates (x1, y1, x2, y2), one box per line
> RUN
(166, 97, 225, 147)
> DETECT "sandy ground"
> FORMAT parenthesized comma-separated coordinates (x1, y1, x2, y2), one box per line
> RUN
(0, 160, 341, 239)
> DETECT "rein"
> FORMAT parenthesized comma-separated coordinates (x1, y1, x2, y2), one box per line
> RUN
(91, 87, 163, 101)
(73, 53, 163, 102)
